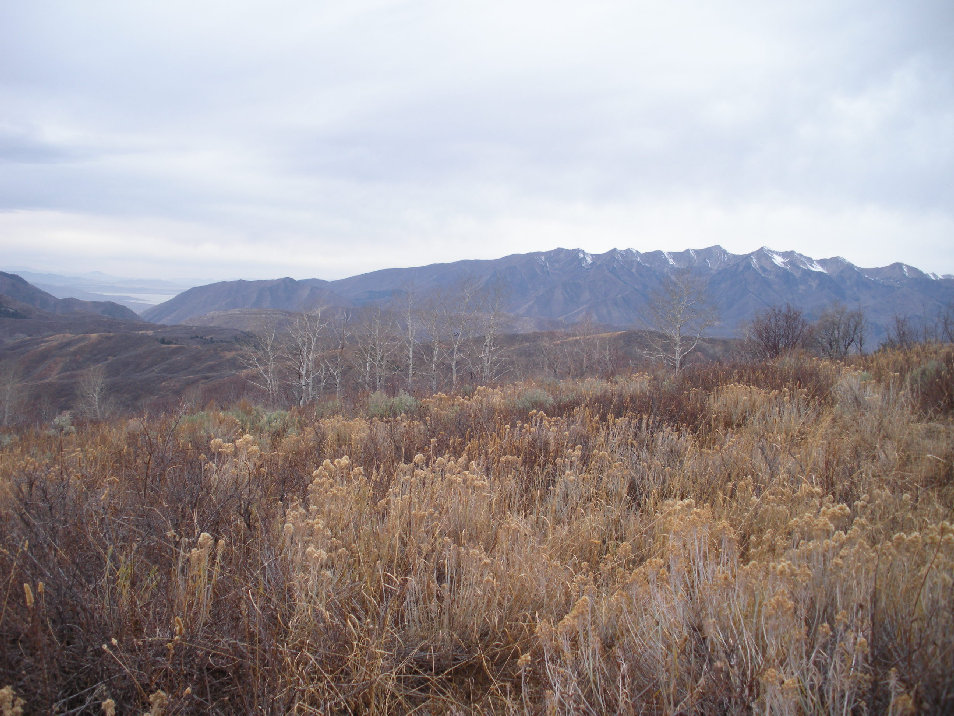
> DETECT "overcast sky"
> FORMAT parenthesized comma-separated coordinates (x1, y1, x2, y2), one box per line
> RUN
(1, 0, 952, 281)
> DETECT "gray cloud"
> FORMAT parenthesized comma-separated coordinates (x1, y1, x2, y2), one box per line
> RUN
(1, 0, 952, 279)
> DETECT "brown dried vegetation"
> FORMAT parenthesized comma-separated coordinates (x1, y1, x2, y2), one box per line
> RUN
(1, 347, 953, 713)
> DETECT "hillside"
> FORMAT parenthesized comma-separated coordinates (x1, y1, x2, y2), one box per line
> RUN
(0, 271, 140, 321)
(0, 299, 150, 345)
(0, 325, 250, 418)
(140, 246, 954, 343)
(142, 277, 347, 325)
(13, 269, 192, 313)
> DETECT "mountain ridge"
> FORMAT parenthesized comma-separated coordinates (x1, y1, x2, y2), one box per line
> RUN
(140, 246, 954, 343)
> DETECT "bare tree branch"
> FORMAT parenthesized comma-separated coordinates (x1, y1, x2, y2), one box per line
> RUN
(646, 269, 717, 373)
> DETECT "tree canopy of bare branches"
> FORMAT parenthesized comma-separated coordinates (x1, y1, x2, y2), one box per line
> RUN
(241, 322, 285, 407)
(647, 269, 718, 373)
(746, 304, 812, 359)
(814, 303, 866, 359)
(76, 363, 111, 420)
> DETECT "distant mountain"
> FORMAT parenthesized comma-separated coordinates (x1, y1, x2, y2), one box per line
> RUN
(140, 247, 954, 344)
(0, 272, 141, 321)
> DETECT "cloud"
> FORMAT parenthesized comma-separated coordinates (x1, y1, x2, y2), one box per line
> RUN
(1, 0, 952, 279)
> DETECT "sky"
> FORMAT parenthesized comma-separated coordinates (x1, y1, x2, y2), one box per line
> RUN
(1, 0, 952, 282)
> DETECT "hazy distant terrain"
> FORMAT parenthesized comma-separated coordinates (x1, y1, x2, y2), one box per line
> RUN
(12, 269, 198, 313)
(0, 271, 141, 322)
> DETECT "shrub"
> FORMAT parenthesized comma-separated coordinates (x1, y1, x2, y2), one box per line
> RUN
(367, 390, 419, 417)
(510, 387, 553, 412)
(908, 354, 954, 416)
(49, 410, 75, 435)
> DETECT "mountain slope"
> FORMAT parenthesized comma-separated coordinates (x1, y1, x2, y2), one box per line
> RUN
(0, 325, 249, 416)
(0, 272, 140, 321)
(140, 247, 954, 343)
(12, 269, 193, 313)
(141, 277, 348, 325)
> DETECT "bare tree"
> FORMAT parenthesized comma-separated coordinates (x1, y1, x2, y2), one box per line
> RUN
(746, 304, 812, 359)
(573, 315, 596, 378)
(566, 314, 616, 378)
(77, 363, 111, 420)
(938, 302, 954, 344)
(0, 363, 24, 427)
(322, 309, 351, 402)
(537, 332, 563, 380)
(472, 281, 509, 385)
(445, 279, 481, 390)
(354, 307, 395, 393)
(813, 303, 866, 359)
(419, 292, 450, 393)
(393, 287, 421, 392)
(646, 269, 717, 373)
(883, 314, 921, 350)
(287, 309, 327, 406)
(242, 322, 285, 407)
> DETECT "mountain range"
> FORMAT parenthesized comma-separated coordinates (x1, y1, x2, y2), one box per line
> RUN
(3, 245, 952, 418)
(141, 246, 954, 343)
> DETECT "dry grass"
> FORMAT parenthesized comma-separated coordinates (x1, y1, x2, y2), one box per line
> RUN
(1, 347, 953, 713)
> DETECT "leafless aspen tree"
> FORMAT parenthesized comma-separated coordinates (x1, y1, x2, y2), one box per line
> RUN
(473, 282, 508, 385)
(0, 363, 23, 426)
(394, 287, 420, 391)
(419, 291, 451, 393)
(647, 269, 717, 373)
(77, 363, 111, 420)
(445, 279, 481, 390)
(322, 309, 351, 402)
(355, 307, 395, 393)
(288, 309, 327, 406)
(938, 302, 954, 343)
(242, 322, 285, 406)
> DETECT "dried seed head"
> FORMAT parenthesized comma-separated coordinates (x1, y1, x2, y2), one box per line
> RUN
(1, 686, 25, 716)
(148, 689, 168, 716)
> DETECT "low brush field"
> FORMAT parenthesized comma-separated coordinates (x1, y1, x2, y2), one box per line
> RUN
(2, 348, 953, 714)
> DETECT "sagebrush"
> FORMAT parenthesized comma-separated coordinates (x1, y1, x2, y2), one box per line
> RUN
(1, 348, 952, 713)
